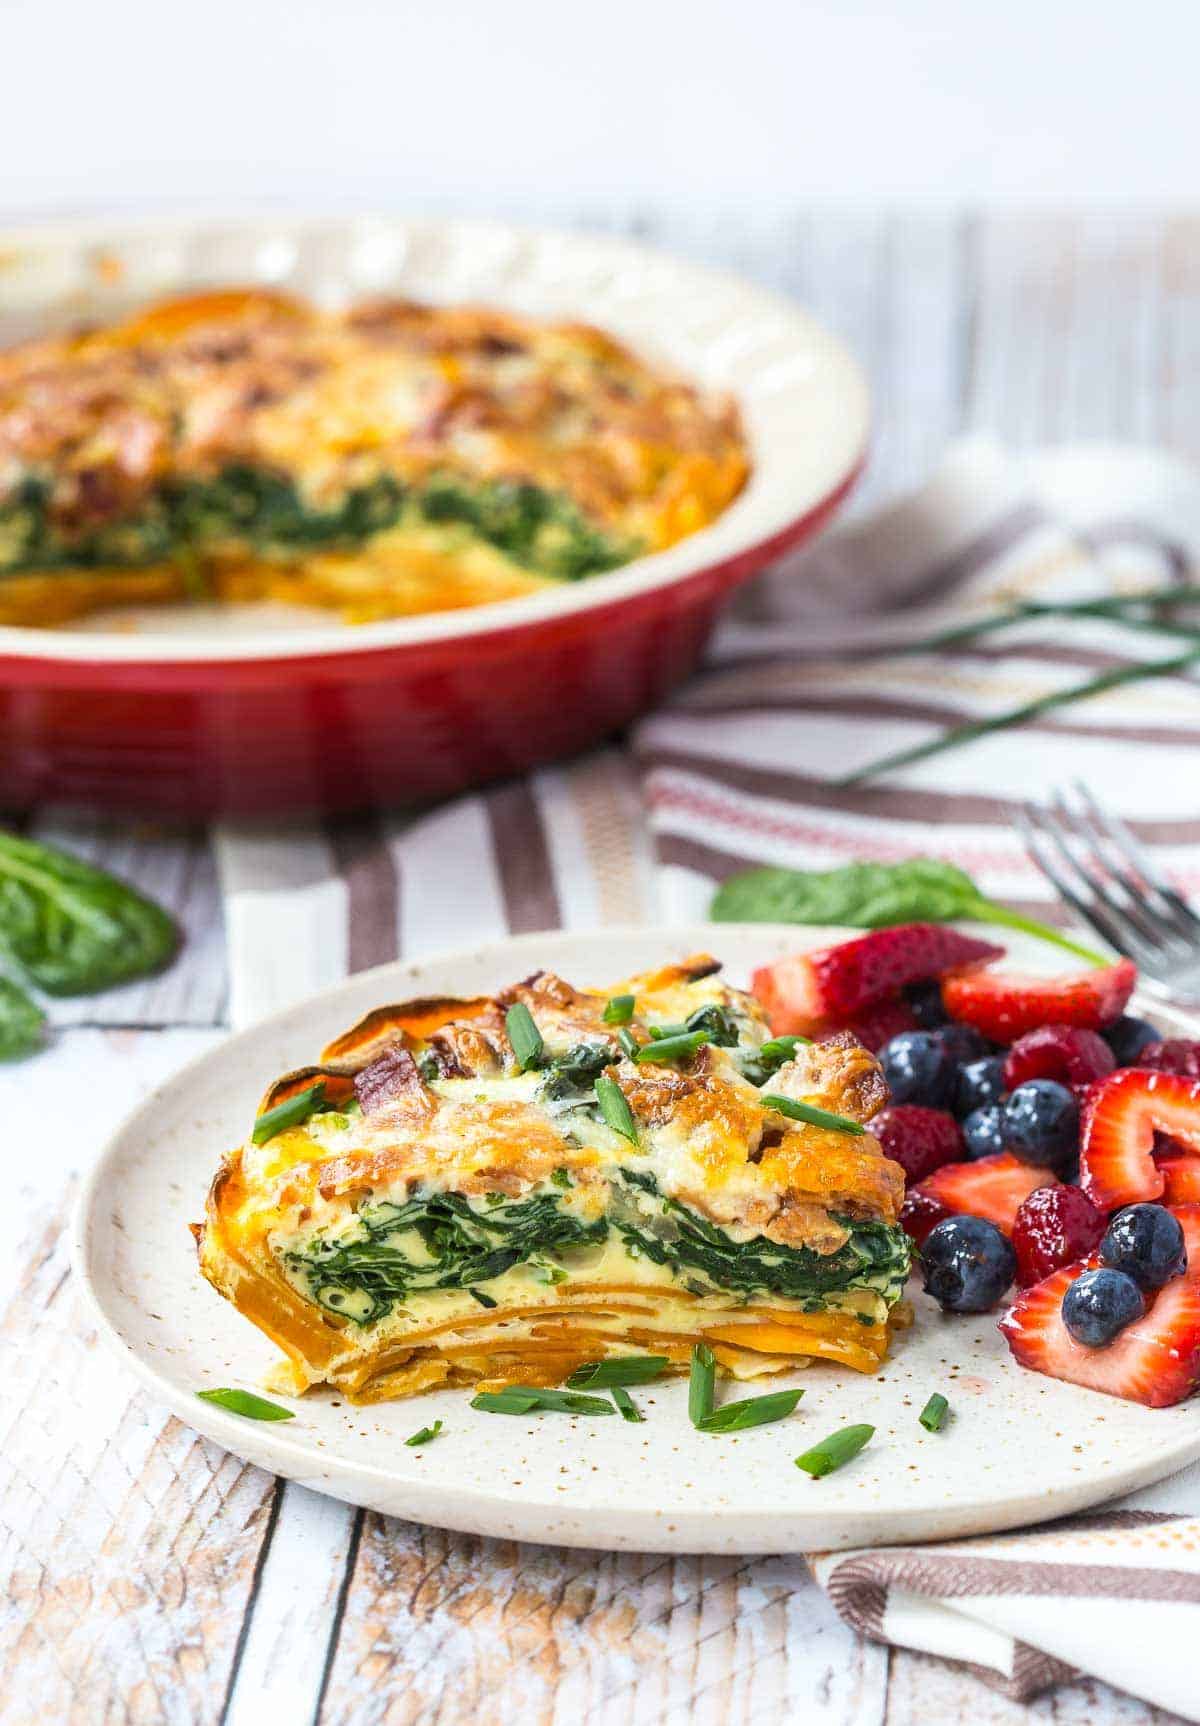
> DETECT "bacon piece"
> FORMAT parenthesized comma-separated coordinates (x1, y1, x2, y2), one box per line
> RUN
(354, 1047, 432, 1116)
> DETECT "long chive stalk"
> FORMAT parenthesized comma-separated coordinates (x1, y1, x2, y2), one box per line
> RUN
(896, 587, 1200, 657)
(839, 647, 1200, 787)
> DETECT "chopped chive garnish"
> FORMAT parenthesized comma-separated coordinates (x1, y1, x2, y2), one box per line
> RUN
(472, 1386, 615, 1416)
(795, 1423, 875, 1478)
(550, 1166, 572, 1189)
(760, 1093, 865, 1135)
(603, 994, 635, 1024)
(688, 1343, 716, 1426)
(648, 1021, 688, 1039)
(759, 1034, 811, 1069)
(696, 1388, 803, 1434)
(566, 1355, 669, 1389)
(251, 1081, 327, 1145)
(636, 1030, 707, 1064)
(616, 1027, 640, 1060)
(919, 1393, 950, 1432)
(505, 1002, 544, 1072)
(469, 1287, 498, 1309)
(595, 1074, 638, 1144)
(405, 1419, 444, 1446)
(611, 1386, 644, 1423)
(471, 1389, 540, 1415)
(196, 1388, 295, 1421)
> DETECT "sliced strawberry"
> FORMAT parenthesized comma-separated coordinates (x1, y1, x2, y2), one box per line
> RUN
(1080, 1068, 1200, 1211)
(841, 996, 918, 1053)
(900, 1187, 951, 1246)
(874, 1105, 963, 1184)
(913, 1153, 1058, 1237)
(1003, 1025, 1115, 1092)
(942, 959, 1136, 1042)
(1011, 1184, 1106, 1287)
(1156, 1153, 1200, 1206)
(1000, 1206, 1200, 1407)
(750, 925, 1002, 1036)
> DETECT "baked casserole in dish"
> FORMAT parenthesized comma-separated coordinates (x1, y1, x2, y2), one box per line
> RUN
(0, 287, 749, 626)
(195, 954, 910, 1403)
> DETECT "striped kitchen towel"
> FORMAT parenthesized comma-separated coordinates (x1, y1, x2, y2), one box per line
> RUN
(214, 435, 1200, 1718)
(636, 434, 1200, 924)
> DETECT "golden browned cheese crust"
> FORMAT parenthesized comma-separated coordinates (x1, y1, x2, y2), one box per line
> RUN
(0, 289, 750, 625)
(195, 955, 909, 1403)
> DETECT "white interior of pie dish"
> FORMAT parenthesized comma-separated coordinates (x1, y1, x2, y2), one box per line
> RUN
(0, 215, 869, 662)
(72, 923, 1200, 1554)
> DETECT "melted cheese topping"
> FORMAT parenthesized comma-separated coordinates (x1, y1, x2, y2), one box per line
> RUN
(0, 290, 750, 626)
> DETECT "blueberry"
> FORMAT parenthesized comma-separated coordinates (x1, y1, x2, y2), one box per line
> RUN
(1001, 1079, 1079, 1173)
(1099, 1204, 1188, 1291)
(880, 1031, 956, 1108)
(955, 1054, 1006, 1117)
(1062, 1267, 1146, 1347)
(1104, 1015, 1161, 1067)
(937, 1024, 990, 1067)
(962, 1101, 1006, 1160)
(905, 980, 948, 1028)
(921, 1215, 1016, 1313)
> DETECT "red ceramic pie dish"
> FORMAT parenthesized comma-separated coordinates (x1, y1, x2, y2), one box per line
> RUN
(0, 218, 870, 817)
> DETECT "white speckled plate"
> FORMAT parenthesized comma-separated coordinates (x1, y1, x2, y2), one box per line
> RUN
(73, 926, 1200, 1553)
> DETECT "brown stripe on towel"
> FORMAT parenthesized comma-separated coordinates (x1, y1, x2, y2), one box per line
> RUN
(485, 779, 563, 934)
(826, 1549, 1200, 1606)
(640, 749, 1200, 846)
(648, 689, 1200, 754)
(326, 815, 400, 975)
(822, 1557, 1080, 1701)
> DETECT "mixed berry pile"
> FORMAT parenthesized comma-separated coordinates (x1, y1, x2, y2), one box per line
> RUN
(752, 924, 1200, 1408)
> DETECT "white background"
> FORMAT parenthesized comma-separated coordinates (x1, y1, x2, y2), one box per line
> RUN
(6, 0, 1200, 220)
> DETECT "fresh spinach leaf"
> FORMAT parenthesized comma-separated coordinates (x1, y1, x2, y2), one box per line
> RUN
(0, 832, 179, 995)
(0, 975, 46, 1060)
(710, 858, 1104, 965)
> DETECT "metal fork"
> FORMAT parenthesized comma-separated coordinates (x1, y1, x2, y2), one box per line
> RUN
(1015, 783, 1200, 1006)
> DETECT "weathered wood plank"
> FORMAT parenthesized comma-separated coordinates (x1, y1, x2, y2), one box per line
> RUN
(1154, 214, 1200, 453)
(0, 1027, 279, 1726)
(316, 1528, 888, 1726)
(966, 214, 1171, 450)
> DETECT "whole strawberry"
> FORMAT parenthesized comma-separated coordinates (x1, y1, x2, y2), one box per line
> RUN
(873, 1105, 964, 1184)
(1011, 1184, 1106, 1288)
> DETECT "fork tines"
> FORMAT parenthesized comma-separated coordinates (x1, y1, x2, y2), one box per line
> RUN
(1016, 783, 1200, 990)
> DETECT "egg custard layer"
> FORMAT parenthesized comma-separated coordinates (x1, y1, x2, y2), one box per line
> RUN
(0, 289, 749, 625)
(195, 956, 909, 1403)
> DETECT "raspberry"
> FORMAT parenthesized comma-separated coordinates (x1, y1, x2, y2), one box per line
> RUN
(1138, 1040, 1200, 1079)
(1011, 1184, 1106, 1288)
(900, 1187, 950, 1247)
(1003, 1024, 1115, 1092)
(874, 1104, 963, 1184)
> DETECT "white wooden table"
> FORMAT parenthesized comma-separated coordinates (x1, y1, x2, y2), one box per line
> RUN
(3, 211, 1194, 1726)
